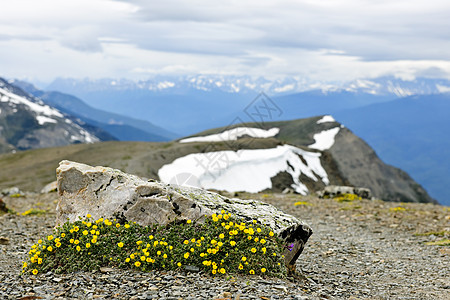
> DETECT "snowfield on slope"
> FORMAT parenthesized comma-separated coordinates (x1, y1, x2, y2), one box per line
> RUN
(316, 115, 336, 124)
(179, 127, 279, 143)
(158, 144, 329, 194)
(0, 87, 63, 120)
(308, 127, 340, 151)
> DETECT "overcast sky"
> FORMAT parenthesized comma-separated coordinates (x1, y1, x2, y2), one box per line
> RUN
(1, 0, 450, 84)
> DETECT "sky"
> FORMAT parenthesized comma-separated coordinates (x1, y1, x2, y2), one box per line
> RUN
(1, 0, 450, 84)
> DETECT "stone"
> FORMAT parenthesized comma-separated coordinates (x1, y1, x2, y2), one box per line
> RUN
(56, 160, 312, 269)
(0, 198, 8, 213)
(41, 181, 58, 194)
(317, 185, 371, 199)
(0, 237, 10, 245)
(1, 187, 21, 196)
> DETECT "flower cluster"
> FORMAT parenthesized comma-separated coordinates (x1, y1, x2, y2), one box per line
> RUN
(23, 211, 286, 277)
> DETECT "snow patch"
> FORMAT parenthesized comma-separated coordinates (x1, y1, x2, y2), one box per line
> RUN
(309, 127, 340, 151)
(179, 127, 280, 143)
(274, 84, 295, 93)
(157, 81, 175, 89)
(36, 116, 57, 125)
(0, 87, 64, 118)
(158, 145, 329, 195)
(317, 115, 336, 124)
(436, 84, 450, 93)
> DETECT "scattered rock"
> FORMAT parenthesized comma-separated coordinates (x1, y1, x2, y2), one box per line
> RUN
(0, 237, 10, 245)
(100, 267, 114, 273)
(40, 181, 57, 194)
(1, 187, 22, 197)
(56, 160, 313, 268)
(317, 185, 372, 199)
(0, 198, 8, 213)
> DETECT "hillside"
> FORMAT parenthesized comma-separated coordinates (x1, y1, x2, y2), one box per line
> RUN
(0, 78, 115, 153)
(12, 80, 178, 141)
(334, 93, 450, 206)
(180, 116, 435, 203)
(0, 116, 436, 204)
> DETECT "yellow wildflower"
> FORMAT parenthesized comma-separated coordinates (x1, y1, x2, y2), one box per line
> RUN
(86, 214, 92, 218)
(47, 235, 53, 241)
(32, 269, 38, 275)
(184, 252, 189, 259)
(249, 269, 255, 275)
(83, 230, 88, 236)
(116, 223, 120, 228)
(76, 246, 81, 251)
(134, 261, 141, 267)
(47, 246, 53, 252)
(118, 242, 124, 248)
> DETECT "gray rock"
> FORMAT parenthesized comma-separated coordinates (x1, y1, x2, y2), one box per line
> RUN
(55, 160, 312, 268)
(1, 187, 21, 196)
(40, 181, 58, 194)
(317, 185, 371, 199)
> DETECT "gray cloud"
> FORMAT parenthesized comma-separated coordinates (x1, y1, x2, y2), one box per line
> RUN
(1, 0, 450, 81)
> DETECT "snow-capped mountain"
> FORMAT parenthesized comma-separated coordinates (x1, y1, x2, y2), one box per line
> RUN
(0, 78, 114, 153)
(47, 75, 450, 97)
(157, 115, 436, 204)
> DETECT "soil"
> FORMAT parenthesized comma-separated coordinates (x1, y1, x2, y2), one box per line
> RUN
(0, 192, 449, 299)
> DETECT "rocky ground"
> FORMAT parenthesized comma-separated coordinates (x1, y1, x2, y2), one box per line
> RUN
(0, 192, 449, 300)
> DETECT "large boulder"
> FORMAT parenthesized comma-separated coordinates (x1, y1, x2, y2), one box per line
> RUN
(56, 160, 312, 270)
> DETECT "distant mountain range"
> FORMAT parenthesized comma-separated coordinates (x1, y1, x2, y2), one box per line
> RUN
(45, 76, 450, 135)
(2, 74, 449, 205)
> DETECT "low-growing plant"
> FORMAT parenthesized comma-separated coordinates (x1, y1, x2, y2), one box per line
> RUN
(294, 201, 312, 206)
(22, 212, 287, 278)
(389, 206, 406, 212)
(21, 208, 47, 216)
(333, 193, 362, 203)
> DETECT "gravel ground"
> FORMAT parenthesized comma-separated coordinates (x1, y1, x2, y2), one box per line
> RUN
(1, 192, 449, 300)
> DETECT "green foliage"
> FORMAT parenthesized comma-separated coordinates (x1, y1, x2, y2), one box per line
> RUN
(23, 213, 287, 278)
